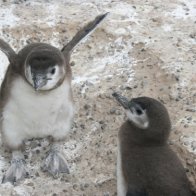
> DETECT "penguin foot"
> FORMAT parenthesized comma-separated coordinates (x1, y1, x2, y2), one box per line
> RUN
(2, 158, 29, 184)
(42, 146, 69, 178)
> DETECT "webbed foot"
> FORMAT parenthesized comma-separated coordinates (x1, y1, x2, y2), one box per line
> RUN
(2, 158, 28, 184)
(42, 144, 69, 177)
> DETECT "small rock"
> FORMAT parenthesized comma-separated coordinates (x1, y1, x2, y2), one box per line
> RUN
(110, 108, 116, 114)
(84, 104, 91, 110)
(184, 124, 189, 128)
(35, 172, 40, 177)
(73, 184, 78, 190)
(191, 141, 196, 150)
(70, 61, 75, 66)
(186, 108, 196, 112)
(26, 182, 34, 187)
(99, 120, 104, 124)
(184, 141, 189, 146)
(80, 184, 85, 191)
(84, 183, 89, 188)
(36, 149, 40, 154)
(175, 76, 179, 81)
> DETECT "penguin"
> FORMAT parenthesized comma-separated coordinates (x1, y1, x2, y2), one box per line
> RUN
(0, 13, 107, 184)
(112, 92, 195, 196)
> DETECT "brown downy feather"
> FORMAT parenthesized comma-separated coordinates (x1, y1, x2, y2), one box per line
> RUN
(0, 13, 107, 149)
(118, 97, 194, 196)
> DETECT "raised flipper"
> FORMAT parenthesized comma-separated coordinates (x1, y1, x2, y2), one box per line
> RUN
(0, 39, 17, 64)
(61, 13, 108, 55)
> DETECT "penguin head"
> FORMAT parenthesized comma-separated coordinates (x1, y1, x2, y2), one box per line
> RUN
(22, 44, 66, 91)
(113, 92, 171, 141)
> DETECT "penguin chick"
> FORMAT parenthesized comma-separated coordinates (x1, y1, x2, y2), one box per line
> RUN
(112, 92, 195, 196)
(0, 13, 107, 184)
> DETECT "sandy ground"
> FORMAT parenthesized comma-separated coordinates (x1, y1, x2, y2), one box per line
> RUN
(0, 0, 195, 195)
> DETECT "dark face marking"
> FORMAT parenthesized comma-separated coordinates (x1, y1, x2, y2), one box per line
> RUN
(50, 67, 56, 75)
(129, 101, 144, 115)
(29, 55, 56, 70)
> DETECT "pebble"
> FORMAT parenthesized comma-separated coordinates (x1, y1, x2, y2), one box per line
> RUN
(80, 184, 85, 191)
(84, 104, 91, 110)
(191, 141, 196, 150)
(73, 184, 78, 190)
(187, 116, 192, 121)
(36, 149, 40, 154)
(26, 182, 34, 187)
(70, 61, 75, 66)
(84, 183, 89, 188)
(184, 124, 189, 128)
(105, 93, 113, 99)
(110, 108, 116, 114)
(35, 172, 40, 177)
(186, 108, 196, 112)
(184, 141, 189, 146)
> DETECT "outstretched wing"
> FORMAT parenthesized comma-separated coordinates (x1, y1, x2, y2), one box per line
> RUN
(61, 13, 108, 54)
(0, 39, 17, 64)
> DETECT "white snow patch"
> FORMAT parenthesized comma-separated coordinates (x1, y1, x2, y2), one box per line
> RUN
(181, 135, 196, 153)
(109, 2, 137, 20)
(45, 4, 59, 27)
(162, 24, 172, 32)
(0, 5, 20, 27)
(168, 1, 196, 19)
(73, 75, 99, 84)
(114, 28, 127, 35)
(73, 37, 134, 84)
(14, 186, 31, 196)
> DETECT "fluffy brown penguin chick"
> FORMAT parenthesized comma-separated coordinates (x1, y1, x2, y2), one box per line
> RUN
(0, 13, 108, 184)
(112, 92, 195, 196)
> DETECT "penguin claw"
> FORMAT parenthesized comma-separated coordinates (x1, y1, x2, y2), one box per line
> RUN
(2, 159, 29, 185)
(42, 149, 69, 177)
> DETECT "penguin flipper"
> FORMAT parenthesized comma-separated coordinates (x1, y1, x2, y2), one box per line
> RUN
(0, 39, 17, 64)
(61, 13, 108, 54)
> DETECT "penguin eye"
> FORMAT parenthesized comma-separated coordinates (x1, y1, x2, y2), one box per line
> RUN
(136, 109, 143, 115)
(50, 68, 56, 74)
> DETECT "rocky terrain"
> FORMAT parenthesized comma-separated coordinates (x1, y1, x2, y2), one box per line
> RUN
(0, 0, 195, 195)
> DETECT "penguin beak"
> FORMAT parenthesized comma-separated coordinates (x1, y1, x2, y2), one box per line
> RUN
(112, 92, 129, 109)
(32, 75, 47, 91)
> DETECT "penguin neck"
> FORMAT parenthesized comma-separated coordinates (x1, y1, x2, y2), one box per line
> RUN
(119, 120, 168, 147)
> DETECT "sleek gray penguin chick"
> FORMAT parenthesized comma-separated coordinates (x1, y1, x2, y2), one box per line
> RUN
(112, 92, 195, 196)
(0, 13, 107, 184)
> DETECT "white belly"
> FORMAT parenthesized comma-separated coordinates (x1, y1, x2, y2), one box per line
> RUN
(117, 139, 127, 196)
(2, 77, 74, 149)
